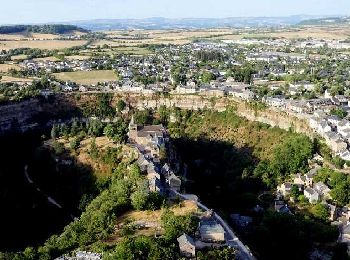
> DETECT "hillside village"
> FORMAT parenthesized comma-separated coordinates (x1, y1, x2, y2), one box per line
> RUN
(126, 117, 255, 259)
(4, 21, 350, 259)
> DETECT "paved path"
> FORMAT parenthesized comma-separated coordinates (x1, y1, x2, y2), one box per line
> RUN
(172, 189, 256, 260)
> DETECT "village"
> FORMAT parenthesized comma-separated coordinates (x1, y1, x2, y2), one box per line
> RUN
(126, 116, 255, 259)
(4, 25, 350, 259)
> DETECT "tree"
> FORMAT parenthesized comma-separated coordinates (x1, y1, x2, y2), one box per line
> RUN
(134, 110, 151, 125)
(330, 107, 347, 119)
(158, 105, 168, 124)
(197, 247, 236, 260)
(270, 135, 313, 178)
(103, 120, 127, 143)
(23, 247, 37, 260)
(159, 145, 167, 162)
(50, 124, 59, 139)
(89, 138, 99, 159)
(160, 209, 198, 240)
(146, 192, 164, 210)
(88, 120, 104, 137)
(116, 99, 126, 112)
(103, 124, 115, 140)
(130, 187, 149, 210)
(70, 137, 80, 151)
(290, 184, 301, 199)
(311, 203, 329, 221)
(331, 183, 350, 205)
(52, 141, 64, 155)
(70, 120, 80, 136)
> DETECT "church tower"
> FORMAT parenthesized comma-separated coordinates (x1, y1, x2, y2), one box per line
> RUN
(128, 116, 138, 141)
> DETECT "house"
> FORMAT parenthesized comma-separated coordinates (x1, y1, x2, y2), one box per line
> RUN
(128, 118, 168, 156)
(341, 223, 350, 244)
(148, 177, 162, 193)
(277, 182, 292, 197)
(199, 220, 225, 242)
(177, 233, 196, 258)
(314, 182, 331, 199)
(274, 200, 292, 214)
(167, 173, 181, 191)
(137, 153, 150, 172)
(293, 174, 306, 186)
(304, 187, 320, 203)
(230, 214, 253, 228)
(305, 169, 317, 187)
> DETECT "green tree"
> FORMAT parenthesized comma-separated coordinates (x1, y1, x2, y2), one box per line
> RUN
(70, 137, 80, 151)
(290, 184, 301, 199)
(103, 120, 127, 143)
(50, 124, 59, 139)
(331, 183, 350, 205)
(130, 185, 149, 210)
(330, 107, 347, 119)
(116, 99, 126, 112)
(311, 203, 329, 221)
(89, 137, 99, 159)
(134, 110, 151, 125)
(23, 247, 37, 260)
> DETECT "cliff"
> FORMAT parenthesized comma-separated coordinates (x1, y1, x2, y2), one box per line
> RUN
(0, 93, 313, 139)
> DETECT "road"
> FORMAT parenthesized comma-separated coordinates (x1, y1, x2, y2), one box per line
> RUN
(172, 189, 256, 260)
(24, 165, 76, 219)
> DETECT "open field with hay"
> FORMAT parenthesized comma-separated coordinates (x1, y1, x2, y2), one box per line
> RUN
(0, 64, 21, 73)
(0, 75, 34, 83)
(0, 40, 88, 51)
(53, 70, 118, 85)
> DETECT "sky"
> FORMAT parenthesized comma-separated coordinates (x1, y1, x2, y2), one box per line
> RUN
(1, 0, 350, 24)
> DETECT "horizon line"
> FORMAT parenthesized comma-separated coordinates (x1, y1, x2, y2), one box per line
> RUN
(1, 14, 349, 26)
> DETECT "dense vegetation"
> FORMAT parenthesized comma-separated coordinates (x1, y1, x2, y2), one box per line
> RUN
(165, 107, 343, 260)
(0, 25, 88, 35)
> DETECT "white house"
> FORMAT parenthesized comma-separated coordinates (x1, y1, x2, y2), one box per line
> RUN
(304, 187, 320, 203)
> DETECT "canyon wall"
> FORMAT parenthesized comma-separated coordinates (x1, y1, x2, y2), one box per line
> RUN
(0, 93, 313, 138)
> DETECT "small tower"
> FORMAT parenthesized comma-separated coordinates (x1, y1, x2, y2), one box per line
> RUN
(128, 116, 138, 141)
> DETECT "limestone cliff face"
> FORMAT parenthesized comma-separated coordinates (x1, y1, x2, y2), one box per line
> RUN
(0, 99, 42, 132)
(0, 93, 313, 138)
(123, 94, 313, 137)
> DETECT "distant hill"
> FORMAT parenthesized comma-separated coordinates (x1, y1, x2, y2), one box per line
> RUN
(299, 16, 350, 26)
(0, 24, 89, 35)
(70, 15, 330, 30)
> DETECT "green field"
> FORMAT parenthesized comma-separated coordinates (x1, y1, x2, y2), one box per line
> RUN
(53, 70, 118, 85)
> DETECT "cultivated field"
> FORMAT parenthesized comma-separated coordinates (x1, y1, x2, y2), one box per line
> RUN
(11, 54, 28, 61)
(0, 40, 88, 51)
(0, 75, 34, 83)
(53, 70, 118, 85)
(33, 56, 61, 62)
(0, 64, 21, 73)
(90, 28, 238, 47)
(91, 26, 350, 47)
(216, 26, 350, 40)
(65, 55, 91, 60)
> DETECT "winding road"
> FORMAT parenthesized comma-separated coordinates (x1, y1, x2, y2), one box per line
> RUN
(24, 165, 75, 219)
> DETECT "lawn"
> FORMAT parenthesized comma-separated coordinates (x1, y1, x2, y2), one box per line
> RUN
(53, 70, 118, 85)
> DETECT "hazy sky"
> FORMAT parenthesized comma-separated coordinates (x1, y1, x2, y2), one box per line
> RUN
(1, 0, 350, 24)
